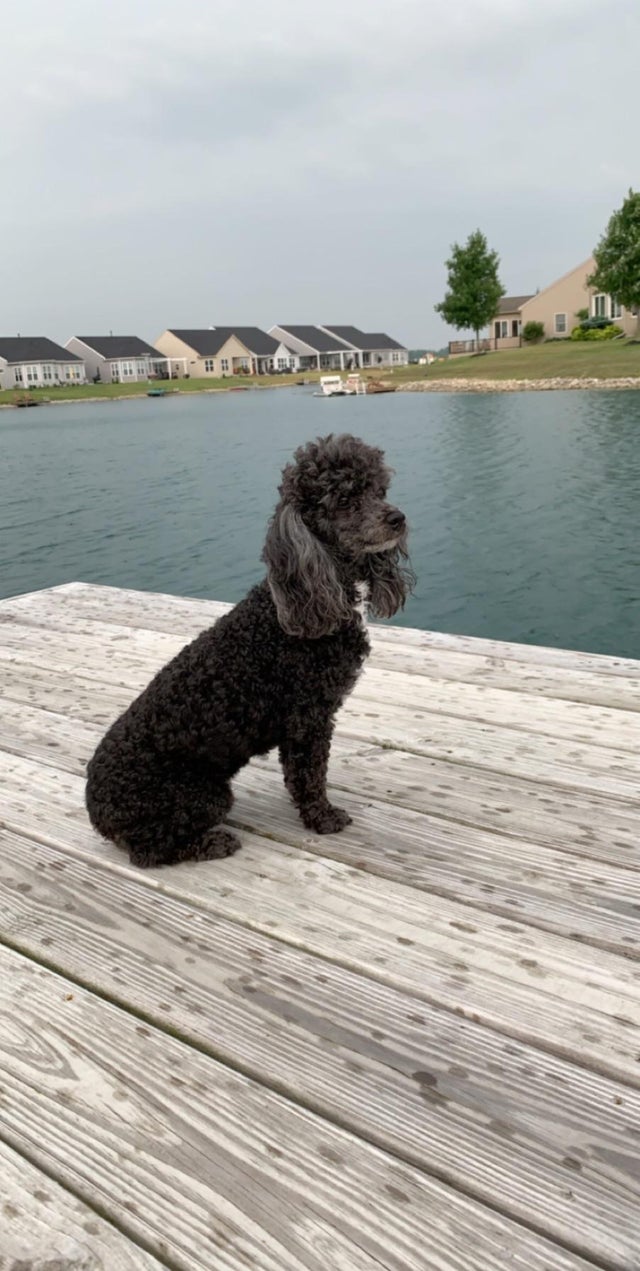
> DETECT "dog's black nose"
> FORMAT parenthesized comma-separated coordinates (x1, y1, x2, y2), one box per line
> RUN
(385, 508, 406, 531)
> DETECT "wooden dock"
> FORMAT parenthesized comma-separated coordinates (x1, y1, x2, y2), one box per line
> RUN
(1, 581, 639, 1271)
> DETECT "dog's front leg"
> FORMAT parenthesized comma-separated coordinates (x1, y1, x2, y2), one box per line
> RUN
(279, 711, 352, 834)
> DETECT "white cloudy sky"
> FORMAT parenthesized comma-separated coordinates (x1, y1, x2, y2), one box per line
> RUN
(1, 0, 637, 347)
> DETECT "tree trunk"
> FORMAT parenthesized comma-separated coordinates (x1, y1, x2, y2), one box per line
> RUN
(475, 329, 481, 354)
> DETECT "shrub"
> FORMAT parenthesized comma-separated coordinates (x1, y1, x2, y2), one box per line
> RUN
(575, 308, 589, 323)
(571, 323, 622, 341)
(522, 321, 544, 344)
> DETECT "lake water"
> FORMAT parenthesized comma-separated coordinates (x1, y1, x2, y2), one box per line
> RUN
(2, 387, 640, 657)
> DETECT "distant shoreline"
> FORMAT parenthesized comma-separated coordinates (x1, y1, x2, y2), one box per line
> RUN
(3, 370, 640, 411)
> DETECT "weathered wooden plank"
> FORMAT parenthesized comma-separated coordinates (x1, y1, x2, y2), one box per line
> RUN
(3, 641, 640, 871)
(9, 581, 640, 680)
(352, 670, 640, 753)
(4, 616, 639, 755)
(3, 589, 640, 710)
(2, 826, 639, 1267)
(0, 1137, 163, 1269)
(324, 745, 640, 867)
(3, 706, 640, 961)
(0, 947, 602, 1271)
(2, 750, 639, 1086)
(5, 664, 640, 804)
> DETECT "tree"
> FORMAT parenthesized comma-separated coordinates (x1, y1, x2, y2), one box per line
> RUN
(588, 189, 640, 339)
(435, 230, 505, 350)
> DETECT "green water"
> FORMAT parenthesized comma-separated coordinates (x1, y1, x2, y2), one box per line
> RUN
(2, 387, 640, 656)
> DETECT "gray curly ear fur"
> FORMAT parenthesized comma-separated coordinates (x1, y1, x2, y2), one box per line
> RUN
(263, 503, 352, 638)
(364, 538, 416, 619)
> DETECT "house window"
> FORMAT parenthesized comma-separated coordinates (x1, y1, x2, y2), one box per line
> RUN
(610, 298, 622, 319)
(15, 367, 23, 383)
(496, 320, 508, 339)
(137, 360, 147, 376)
(204, 358, 216, 372)
(593, 294, 607, 318)
(121, 361, 134, 378)
(392, 351, 401, 363)
(554, 313, 567, 334)
(26, 365, 39, 382)
(42, 365, 53, 380)
(220, 358, 229, 373)
(65, 366, 82, 381)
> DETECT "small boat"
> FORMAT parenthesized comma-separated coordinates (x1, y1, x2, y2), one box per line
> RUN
(147, 388, 167, 398)
(14, 393, 39, 407)
(317, 374, 349, 397)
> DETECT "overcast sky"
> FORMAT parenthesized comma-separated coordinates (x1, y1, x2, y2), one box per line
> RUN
(1, 0, 637, 348)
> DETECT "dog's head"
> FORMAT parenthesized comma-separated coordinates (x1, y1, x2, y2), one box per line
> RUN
(263, 433, 414, 638)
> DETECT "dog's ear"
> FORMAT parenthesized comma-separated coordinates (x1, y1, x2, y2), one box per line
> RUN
(364, 542, 416, 619)
(262, 503, 351, 638)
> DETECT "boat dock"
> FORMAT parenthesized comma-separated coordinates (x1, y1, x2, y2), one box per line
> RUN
(1, 581, 639, 1270)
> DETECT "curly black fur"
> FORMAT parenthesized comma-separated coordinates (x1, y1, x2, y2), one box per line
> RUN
(85, 433, 414, 867)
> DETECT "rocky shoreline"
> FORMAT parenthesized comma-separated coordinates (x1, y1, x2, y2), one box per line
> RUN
(397, 376, 640, 393)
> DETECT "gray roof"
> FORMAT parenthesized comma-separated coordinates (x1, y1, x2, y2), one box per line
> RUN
(323, 325, 406, 351)
(76, 335, 163, 359)
(212, 327, 280, 356)
(497, 295, 534, 314)
(276, 325, 348, 353)
(0, 336, 83, 364)
(167, 327, 279, 357)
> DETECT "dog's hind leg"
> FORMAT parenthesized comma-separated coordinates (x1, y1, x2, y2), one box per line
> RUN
(122, 777, 240, 868)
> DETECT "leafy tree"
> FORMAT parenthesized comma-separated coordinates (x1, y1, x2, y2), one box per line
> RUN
(435, 230, 505, 350)
(588, 189, 640, 339)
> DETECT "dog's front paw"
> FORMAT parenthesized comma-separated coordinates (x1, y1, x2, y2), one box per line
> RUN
(302, 804, 352, 835)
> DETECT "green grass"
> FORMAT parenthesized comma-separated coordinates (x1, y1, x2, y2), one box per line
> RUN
(1, 341, 638, 407)
(395, 340, 640, 382)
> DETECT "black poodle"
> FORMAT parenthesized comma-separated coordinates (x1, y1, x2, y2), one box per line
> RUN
(85, 433, 414, 867)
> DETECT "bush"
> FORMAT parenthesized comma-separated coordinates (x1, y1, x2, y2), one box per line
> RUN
(571, 323, 622, 341)
(522, 321, 544, 344)
(575, 308, 589, 323)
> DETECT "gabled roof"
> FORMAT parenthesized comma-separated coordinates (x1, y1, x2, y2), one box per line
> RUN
(165, 327, 280, 357)
(322, 325, 406, 351)
(210, 327, 280, 356)
(75, 335, 162, 359)
(0, 336, 82, 364)
(275, 325, 348, 353)
(165, 329, 240, 356)
(496, 295, 534, 314)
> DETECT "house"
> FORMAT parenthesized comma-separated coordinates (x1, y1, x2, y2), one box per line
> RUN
(210, 327, 295, 375)
(153, 328, 294, 377)
(65, 336, 170, 384)
(0, 337, 86, 390)
(491, 296, 534, 348)
(269, 325, 409, 371)
(320, 326, 409, 368)
(518, 257, 637, 340)
(268, 326, 354, 371)
(450, 257, 638, 354)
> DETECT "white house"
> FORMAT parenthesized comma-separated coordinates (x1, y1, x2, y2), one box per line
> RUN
(269, 324, 409, 370)
(0, 337, 86, 390)
(65, 336, 169, 384)
(319, 326, 409, 368)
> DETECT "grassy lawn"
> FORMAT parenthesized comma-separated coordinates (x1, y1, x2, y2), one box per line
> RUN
(1, 342, 639, 407)
(392, 340, 640, 383)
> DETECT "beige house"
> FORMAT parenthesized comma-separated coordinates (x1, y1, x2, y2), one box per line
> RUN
(154, 327, 295, 377)
(519, 257, 637, 340)
(154, 329, 255, 377)
(449, 258, 637, 354)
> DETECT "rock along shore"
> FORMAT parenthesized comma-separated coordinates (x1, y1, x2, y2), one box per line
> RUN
(397, 377, 640, 393)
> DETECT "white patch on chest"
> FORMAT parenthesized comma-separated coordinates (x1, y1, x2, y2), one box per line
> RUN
(354, 581, 370, 625)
